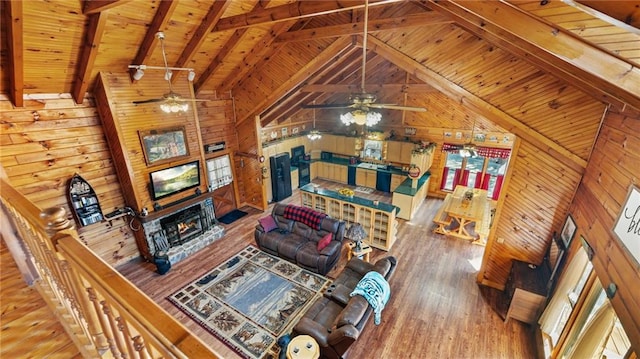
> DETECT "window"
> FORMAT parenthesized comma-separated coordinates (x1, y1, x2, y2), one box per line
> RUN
(558, 282, 631, 359)
(440, 144, 510, 199)
(539, 249, 592, 353)
(205, 155, 233, 191)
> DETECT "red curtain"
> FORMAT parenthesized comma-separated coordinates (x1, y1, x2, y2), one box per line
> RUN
(440, 167, 449, 189)
(473, 173, 482, 188)
(481, 173, 491, 190)
(453, 169, 461, 188)
(459, 170, 469, 187)
(493, 175, 504, 200)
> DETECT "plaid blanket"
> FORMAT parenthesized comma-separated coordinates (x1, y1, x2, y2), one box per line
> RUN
(284, 204, 327, 230)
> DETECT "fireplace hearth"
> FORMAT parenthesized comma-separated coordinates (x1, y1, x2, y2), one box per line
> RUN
(142, 198, 224, 264)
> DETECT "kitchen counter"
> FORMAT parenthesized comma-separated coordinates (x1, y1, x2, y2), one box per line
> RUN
(299, 183, 397, 214)
(392, 172, 431, 220)
(394, 172, 431, 196)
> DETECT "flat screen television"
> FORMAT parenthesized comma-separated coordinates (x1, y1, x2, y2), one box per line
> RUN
(149, 160, 201, 200)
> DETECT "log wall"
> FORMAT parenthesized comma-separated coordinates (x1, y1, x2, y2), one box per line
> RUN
(0, 96, 136, 266)
(571, 108, 640, 350)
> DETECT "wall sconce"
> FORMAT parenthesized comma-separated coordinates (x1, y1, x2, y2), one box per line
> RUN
(133, 68, 144, 80)
(605, 283, 617, 299)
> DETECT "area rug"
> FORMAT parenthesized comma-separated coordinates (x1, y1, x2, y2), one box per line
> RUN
(218, 209, 248, 224)
(168, 245, 331, 359)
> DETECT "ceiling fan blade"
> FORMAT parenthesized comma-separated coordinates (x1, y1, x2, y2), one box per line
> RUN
(132, 98, 164, 104)
(368, 104, 427, 112)
(302, 103, 354, 109)
(175, 98, 212, 102)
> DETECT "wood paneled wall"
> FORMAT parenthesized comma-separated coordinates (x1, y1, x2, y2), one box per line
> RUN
(0, 96, 136, 266)
(236, 116, 265, 209)
(571, 108, 640, 350)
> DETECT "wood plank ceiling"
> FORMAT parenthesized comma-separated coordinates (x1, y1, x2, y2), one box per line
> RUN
(1, 0, 638, 118)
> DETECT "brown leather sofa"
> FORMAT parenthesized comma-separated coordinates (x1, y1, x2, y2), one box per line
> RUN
(293, 256, 397, 359)
(254, 203, 346, 275)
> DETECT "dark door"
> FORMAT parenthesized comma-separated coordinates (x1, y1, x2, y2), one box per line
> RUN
(376, 171, 391, 192)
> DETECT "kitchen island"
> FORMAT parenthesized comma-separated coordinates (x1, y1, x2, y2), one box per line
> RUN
(299, 183, 398, 251)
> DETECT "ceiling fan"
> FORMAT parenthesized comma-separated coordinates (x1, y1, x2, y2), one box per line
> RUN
(302, 0, 427, 120)
(130, 32, 209, 113)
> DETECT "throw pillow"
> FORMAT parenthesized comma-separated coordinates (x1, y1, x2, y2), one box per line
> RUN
(258, 215, 278, 232)
(317, 232, 333, 251)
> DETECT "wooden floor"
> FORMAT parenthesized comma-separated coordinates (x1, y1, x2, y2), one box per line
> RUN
(0, 240, 82, 359)
(118, 180, 538, 359)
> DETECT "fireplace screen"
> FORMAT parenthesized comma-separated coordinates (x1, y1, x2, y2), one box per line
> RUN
(160, 205, 204, 246)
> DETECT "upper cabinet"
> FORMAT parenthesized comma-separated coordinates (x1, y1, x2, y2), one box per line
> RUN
(386, 141, 415, 164)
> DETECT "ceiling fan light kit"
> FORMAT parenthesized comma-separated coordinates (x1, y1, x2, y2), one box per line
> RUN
(340, 109, 381, 126)
(303, 0, 425, 126)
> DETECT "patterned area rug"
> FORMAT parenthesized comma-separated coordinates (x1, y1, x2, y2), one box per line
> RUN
(168, 245, 330, 359)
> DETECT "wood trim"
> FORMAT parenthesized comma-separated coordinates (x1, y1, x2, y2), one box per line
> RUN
(367, 35, 588, 172)
(73, 12, 108, 104)
(425, 0, 640, 111)
(212, 0, 402, 32)
(82, 0, 130, 14)
(275, 12, 452, 43)
(128, 0, 179, 82)
(300, 83, 436, 93)
(5, 0, 24, 108)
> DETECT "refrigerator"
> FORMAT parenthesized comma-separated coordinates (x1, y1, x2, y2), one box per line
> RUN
(270, 153, 292, 202)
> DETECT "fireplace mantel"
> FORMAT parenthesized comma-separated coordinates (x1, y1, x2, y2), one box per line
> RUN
(138, 192, 214, 223)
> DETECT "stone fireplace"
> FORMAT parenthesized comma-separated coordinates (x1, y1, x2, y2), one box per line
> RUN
(141, 198, 224, 264)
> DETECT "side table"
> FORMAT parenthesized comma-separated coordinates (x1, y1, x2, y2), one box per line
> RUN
(346, 241, 372, 262)
(286, 334, 319, 359)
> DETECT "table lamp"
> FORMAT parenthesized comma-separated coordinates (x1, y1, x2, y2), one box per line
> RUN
(347, 223, 367, 250)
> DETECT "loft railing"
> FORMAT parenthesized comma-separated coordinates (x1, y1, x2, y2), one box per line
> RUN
(0, 176, 220, 358)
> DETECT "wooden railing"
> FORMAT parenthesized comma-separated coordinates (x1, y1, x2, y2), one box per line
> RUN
(0, 177, 221, 358)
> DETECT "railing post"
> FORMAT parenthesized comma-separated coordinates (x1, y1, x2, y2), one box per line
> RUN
(40, 207, 74, 242)
(40, 206, 110, 352)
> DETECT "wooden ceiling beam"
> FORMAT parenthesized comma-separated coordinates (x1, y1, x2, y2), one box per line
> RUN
(275, 12, 452, 43)
(213, 0, 402, 32)
(5, 0, 23, 107)
(172, 0, 232, 84)
(72, 12, 108, 105)
(262, 47, 363, 125)
(425, 0, 640, 111)
(366, 35, 588, 172)
(301, 83, 436, 93)
(129, 0, 179, 82)
(193, 28, 248, 94)
(575, 0, 640, 29)
(82, 0, 130, 14)
(239, 37, 353, 126)
(216, 21, 297, 94)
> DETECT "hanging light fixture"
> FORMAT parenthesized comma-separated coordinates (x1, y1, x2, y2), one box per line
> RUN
(340, 0, 381, 127)
(307, 104, 322, 140)
(459, 120, 478, 158)
(340, 109, 382, 126)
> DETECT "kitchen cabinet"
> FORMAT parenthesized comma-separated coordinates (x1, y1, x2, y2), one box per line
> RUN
(336, 136, 357, 156)
(391, 174, 405, 192)
(300, 185, 398, 251)
(386, 141, 415, 164)
(356, 168, 377, 188)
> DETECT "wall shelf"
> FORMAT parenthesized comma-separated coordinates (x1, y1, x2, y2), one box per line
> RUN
(67, 174, 103, 227)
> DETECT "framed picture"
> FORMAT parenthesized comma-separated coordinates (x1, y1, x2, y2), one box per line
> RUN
(560, 214, 577, 249)
(612, 185, 640, 268)
(139, 127, 189, 166)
